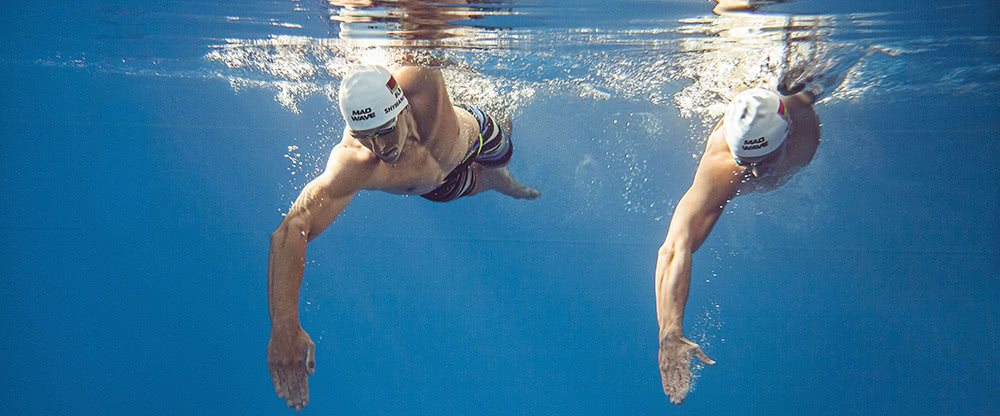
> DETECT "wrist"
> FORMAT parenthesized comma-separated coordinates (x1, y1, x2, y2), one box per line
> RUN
(270, 315, 301, 331)
(659, 326, 683, 340)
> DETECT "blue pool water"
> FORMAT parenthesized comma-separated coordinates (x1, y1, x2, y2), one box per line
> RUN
(1, 1, 998, 415)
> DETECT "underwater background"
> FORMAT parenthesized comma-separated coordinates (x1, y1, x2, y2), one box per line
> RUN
(1, 0, 998, 414)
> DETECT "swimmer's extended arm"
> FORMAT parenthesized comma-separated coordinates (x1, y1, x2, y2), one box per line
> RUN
(267, 144, 371, 411)
(269, 146, 367, 328)
(655, 146, 740, 404)
(656, 148, 742, 341)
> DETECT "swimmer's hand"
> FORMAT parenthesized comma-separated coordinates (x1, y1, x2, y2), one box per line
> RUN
(268, 324, 316, 412)
(658, 331, 715, 405)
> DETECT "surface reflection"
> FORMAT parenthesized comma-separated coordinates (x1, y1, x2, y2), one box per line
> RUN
(327, 0, 515, 47)
(672, 5, 861, 121)
(712, 0, 798, 15)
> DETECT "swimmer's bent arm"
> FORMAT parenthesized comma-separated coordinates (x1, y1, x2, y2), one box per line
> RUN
(656, 150, 741, 347)
(266, 145, 373, 410)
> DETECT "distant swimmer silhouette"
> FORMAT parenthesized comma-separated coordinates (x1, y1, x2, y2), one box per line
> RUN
(654, 82, 822, 404)
(712, 0, 796, 15)
(267, 64, 539, 412)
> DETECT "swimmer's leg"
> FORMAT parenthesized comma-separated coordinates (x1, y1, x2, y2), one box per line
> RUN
(469, 164, 540, 200)
(466, 113, 539, 200)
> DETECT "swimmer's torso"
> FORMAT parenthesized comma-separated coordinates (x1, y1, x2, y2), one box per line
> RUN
(335, 102, 482, 195)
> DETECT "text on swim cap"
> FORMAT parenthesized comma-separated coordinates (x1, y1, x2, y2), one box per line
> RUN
(384, 94, 405, 114)
(351, 107, 376, 121)
(742, 137, 768, 151)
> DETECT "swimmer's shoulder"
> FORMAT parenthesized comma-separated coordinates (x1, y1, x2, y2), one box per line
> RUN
(705, 117, 731, 155)
(782, 95, 821, 169)
(324, 135, 381, 182)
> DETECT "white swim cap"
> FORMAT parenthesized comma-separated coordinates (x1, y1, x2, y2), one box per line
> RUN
(724, 89, 790, 161)
(339, 65, 409, 131)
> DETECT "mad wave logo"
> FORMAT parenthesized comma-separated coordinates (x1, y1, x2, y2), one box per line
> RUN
(386, 75, 401, 96)
(742, 137, 768, 151)
(351, 107, 376, 121)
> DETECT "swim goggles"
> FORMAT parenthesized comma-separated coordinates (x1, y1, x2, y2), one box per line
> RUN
(350, 115, 398, 141)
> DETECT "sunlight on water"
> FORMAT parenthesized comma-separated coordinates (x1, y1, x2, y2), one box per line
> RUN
(25, 1, 989, 251)
(190, 1, 1000, 222)
(196, 6, 995, 127)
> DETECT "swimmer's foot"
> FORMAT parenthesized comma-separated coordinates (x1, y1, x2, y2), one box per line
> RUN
(509, 182, 541, 200)
(474, 166, 541, 200)
(498, 167, 540, 200)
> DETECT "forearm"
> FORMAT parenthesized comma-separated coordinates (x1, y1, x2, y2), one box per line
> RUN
(268, 222, 309, 328)
(654, 149, 738, 340)
(655, 241, 693, 338)
(266, 173, 351, 329)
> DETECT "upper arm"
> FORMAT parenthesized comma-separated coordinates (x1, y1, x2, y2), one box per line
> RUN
(665, 151, 743, 252)
(283, 145, 373, 240)
(794, 90, 816, 106)
(397, 66, 444, 91)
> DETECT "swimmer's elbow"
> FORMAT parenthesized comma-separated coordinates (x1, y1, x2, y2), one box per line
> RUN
(272, 211, 312, 244)
(660, 235, 693, 259)
(657, 245, 676, 265)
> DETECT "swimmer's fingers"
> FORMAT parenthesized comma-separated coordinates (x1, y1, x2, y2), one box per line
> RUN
(281, 366, 299, 410)
(692, 346, 715, 366)
(270, 367, 285, 398)
(286, 367, 309, 412)
(306, 342, 316, 376)
(283, 366, 297, 402)
(282, 343, 314, 411)
(297, 367, 310, 411)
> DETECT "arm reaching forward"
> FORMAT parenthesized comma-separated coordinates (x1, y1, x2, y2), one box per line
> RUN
(655, 136, 743, 405)
(267, 144, 372, 411)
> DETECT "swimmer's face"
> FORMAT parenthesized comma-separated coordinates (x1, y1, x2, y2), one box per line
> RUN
(350, 106, 408, 164)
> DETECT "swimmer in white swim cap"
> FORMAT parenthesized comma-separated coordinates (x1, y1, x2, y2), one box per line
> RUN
(654, 82, 822, 406)
(267, 64, 540, 411)
(724, 88, 792, 177)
